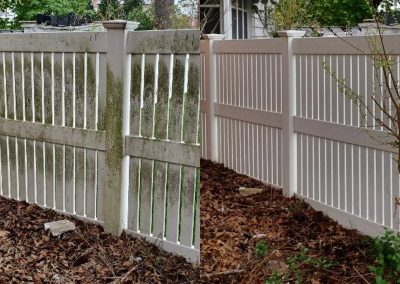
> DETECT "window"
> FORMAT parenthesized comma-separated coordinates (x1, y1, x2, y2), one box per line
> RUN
(200, 0, 221, 35)
(199, 0, 250, 39)
(231, 0, 248, 39)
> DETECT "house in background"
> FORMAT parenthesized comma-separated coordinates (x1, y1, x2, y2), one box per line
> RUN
(199, 0, 268, 39)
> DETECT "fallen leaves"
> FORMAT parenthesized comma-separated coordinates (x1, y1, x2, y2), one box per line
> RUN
(200, 159, 375, 283)
(0, 230, 9, 238)
(0, 196, 199, 283)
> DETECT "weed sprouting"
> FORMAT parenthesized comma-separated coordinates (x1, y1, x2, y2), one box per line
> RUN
(255, 241, 269, 257)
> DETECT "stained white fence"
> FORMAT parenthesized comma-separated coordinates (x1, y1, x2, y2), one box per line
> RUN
(201, 33, 400, 236)
(0, 22, 200, 263)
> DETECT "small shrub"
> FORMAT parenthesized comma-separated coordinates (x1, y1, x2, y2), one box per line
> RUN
(265, 270, 283, 284)
(264, 245, 338, 284)
(369, 230, 400, 283)
(255, 241, 269, 257)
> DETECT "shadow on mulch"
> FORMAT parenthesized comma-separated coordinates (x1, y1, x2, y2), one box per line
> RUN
(200, 159, 376, 284)
(0, 196, 199, 283)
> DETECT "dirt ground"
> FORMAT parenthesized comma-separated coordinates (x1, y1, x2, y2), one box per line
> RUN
(200, 159, 376, 284)
(0, 196, 199, 283)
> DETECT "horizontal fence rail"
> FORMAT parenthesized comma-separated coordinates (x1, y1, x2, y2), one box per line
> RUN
(0, 24, 200, 263)
(201, 33, 400, 236)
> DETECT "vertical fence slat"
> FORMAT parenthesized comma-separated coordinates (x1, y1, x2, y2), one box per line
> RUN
(54, 144, 64, 210)
(180, 166, 195, 247)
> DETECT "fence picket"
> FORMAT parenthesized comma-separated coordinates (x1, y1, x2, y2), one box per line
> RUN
(201, 34, 400, 237)
(0, 27, 200, 263)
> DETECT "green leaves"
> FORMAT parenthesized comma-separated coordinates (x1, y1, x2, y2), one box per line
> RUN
(307, 0, 373, 26)
(273, 0, 309, 30)
(14, 0, 93, 21)
(255, 241, 269, 257)
(370, 230, 400, 283)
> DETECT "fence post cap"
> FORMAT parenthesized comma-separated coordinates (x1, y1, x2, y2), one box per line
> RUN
(202, 34, 225, 40)
(102, 20, 127, 30)
(277, 30, 306, 38)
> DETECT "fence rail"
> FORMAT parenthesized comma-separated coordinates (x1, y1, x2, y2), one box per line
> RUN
(0, 23, 200, 263)
(201, 33, 400, 236)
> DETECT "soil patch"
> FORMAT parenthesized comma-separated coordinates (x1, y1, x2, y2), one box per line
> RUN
(200, 159, 376, 283)
(0, 196, 199, 283)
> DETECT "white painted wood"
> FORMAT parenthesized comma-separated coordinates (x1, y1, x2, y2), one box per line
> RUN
(201, 34, 400, 236)
(294, 117, 396, 153)
(0, 118, 105, 150)
(0, 32, 107, 53)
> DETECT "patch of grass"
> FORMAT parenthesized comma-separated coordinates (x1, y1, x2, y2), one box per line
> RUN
(265, 270, 283, 284)
(264, 245, 339, 284)
(255, 241, 269, 257)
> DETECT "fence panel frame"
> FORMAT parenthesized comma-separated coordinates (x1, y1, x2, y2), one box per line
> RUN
(0, 23, 201, 264)
(200, 33, 400, 237)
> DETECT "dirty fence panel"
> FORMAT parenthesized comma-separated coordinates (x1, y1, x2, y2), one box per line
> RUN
(0, 30, 199, 263)
(125, 30, 200, 263)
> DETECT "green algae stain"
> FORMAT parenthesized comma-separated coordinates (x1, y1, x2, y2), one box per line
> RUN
(130, 61, 141, 136)
(33, 56, 43, 123)
(103, 67, 124, 233)
(182, 62, 200, 144)
(141, 62, 154, 138)
(154, 60, 169, 140)
(168, 58, 185, 141)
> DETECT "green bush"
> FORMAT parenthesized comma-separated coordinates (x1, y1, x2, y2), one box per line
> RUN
(370, 230, 400, 283)
(126, 6, 153, 30)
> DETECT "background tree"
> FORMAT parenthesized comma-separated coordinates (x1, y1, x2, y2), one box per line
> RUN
(154, 0, 174, 29)
(14, 0, 93, 21)
(125, 6, 154, 30)
(123, 0, 143, 16)
(307, 0, 372, 27)
(252, 0, 378, 37)
(0, 0, 16, 29)
(97, 0, 123, 20)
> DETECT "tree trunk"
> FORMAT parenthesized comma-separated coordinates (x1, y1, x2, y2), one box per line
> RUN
(154, 0, 174, 29)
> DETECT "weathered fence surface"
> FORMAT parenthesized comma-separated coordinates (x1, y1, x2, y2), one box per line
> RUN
(0, 22, 200, 263)
(201, 33, 400, 236)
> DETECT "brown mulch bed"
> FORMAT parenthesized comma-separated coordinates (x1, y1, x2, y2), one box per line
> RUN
(0, 196, 199, 283)
(200, 159, 376, 283)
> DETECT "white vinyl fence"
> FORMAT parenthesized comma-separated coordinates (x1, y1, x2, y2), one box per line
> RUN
(201, 33, 400, 236)
(0, 22, 200, 263)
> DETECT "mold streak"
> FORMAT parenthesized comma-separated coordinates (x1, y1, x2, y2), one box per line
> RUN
(64, 146, 75, 213)
(128, 157, 140, 232)
(179, 166, 195, 247)
(0, 52, 6, 118)
(75, 147, 85, 216)
(35, 141, 44, 206)
(96, 151, 105, 222)
(0, 29, 200, 262)
(0, 136, 9, 197)
(86, 149, 96, 219)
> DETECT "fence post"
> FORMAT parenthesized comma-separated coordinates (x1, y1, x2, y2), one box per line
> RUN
(102, 20, 128, 235)
(203, 34, 224, 161)
(281, 31, 303, 197)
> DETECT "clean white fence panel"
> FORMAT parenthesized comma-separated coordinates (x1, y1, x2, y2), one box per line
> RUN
(201, 38, 285, 187)
(201, 34, 400, 236)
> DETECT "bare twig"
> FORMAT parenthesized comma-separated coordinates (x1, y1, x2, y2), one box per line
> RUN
(119, 265, 139, 283)
(204, 269, 244, 278)
(73, 231, 116, 277)
(353, 266, 371, 284)
(71, 247, 93, 266)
